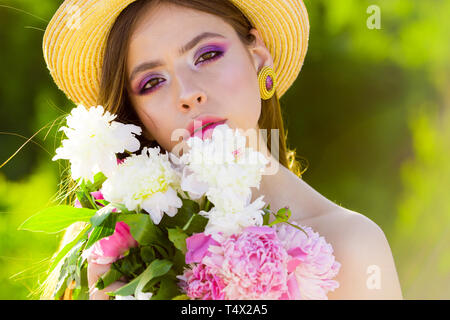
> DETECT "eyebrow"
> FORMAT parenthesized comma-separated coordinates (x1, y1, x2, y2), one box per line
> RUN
(129, 32, 226, 82)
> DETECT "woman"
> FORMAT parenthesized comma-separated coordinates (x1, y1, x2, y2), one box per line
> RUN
(42, 0, 403, 299)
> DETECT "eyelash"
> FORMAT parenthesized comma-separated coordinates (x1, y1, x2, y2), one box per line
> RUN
(138, 50, 224, 95)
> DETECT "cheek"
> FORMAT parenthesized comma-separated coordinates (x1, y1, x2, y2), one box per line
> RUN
(216, 59, 261, 129)
(134, 105, 183, 152)
(134, 107, 165, 140)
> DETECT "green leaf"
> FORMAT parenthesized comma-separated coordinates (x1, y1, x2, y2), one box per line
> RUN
(113, 249, 144, 277)
(85, 212, 117, 249)
(18, 206, 96, 234)
(140, 246, 156, 264)
(153, 244, 170, 260)
(89, 205, 114, 227)
(108, 203, 134, 214)
(96, 266, 123, 291)
(172, 249, 187, 274)
(203, 198, 213, 212)
(263, 211, 270, 225)
(53, 265, 69, 299)
(72, 264, 89, 300)
(108, 276, 139, 297)
(172, 294, 190, 300)
(76, 190, 96, 209)
(183, 214, 208, 235)
(167, 227, 188, 254)
(159, 198, 200, 229)
(135, 259, 173, 297)
(84, 172, 107, 193)
(118, 214, 168, 247)
(159, 198, 206, 235)
(47, 224, 91, 276)
(94, 199, 109, 207)
(110, 259, 172, 297)
(53, 239, 85, 299)
(151, 277, 181, 300)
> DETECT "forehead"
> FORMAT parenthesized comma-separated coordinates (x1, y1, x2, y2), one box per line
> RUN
(129, 3, 236, 53)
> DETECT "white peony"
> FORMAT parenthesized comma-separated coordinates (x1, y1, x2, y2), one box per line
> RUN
(101, 147, 183, 224)
(115, 290, 153, 300)
(200, 195, 267, 237)
(179, 124, 269, 212)
(52, 105, 142, 183)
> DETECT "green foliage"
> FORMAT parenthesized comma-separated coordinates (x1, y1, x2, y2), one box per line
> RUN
(85, 211, 116, 249)
(391, 105, 450, 299)
(167, 227, 188, 254)
(18, 205, 96, 234)
(109, 259, 173, 298)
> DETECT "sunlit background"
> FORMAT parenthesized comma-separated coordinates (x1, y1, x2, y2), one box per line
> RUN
(0, 0, 449, 299)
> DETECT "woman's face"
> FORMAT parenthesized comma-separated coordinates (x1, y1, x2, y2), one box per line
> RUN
(126, 2, 273, 155)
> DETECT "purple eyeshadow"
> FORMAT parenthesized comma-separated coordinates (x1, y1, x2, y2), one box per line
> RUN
(138, 74, 159, 92)
(135, 42, 228, 95)
(195, 44, 226, 60)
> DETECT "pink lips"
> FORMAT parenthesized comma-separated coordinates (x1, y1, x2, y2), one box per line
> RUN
(187, 116, 227, 139)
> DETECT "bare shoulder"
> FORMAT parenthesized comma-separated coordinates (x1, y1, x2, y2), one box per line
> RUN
(269, 169, 403, 299)
(300, 207, 403, 300)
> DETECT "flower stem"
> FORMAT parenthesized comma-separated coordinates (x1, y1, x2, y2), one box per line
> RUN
(204, 199, 213, 212)
(182, 214, 196, 232)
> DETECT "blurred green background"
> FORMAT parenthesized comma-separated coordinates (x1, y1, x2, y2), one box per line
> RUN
(0, 0, 449, 299)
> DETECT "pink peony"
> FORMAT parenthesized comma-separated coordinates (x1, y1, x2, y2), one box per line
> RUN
(181, 224, 340, 300)
(275, 223, 341, 300)
(185, 233, 219, 264)
(179, 263, 226, 300)
(84, 221, 138, 265)
(182, 226, 289, 300)
(214, 226, 289, 300)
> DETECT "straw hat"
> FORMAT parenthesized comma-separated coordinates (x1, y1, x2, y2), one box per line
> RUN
(43, 0, 309, 107)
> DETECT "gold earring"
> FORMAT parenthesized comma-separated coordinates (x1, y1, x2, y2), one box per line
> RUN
(258, 66, 277, 100)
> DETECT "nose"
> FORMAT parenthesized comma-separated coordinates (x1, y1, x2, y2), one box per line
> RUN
(176, 74, 207, 111)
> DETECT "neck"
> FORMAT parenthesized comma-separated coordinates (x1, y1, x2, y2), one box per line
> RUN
(250, 131, 338, 222)
(250, 130, 289, 210)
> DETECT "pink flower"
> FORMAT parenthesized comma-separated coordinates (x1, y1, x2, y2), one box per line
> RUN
(179, 264, 226, 300)
(181, 224, 340, 300)
(182, 227, 289, 300)
(214, 226, 289, 300)
(275, 223, 341, 300)
(84, 221, 138, 265)
(185, 233, 219, 264)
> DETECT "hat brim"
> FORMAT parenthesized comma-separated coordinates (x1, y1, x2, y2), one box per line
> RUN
(43, 0, 309, 107)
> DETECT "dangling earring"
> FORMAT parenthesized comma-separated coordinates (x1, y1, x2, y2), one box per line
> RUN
(258, 66, 277, 100)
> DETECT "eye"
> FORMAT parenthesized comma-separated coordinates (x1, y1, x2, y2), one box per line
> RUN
(195, 50, 224, 65)
(139, 77, 165, 94)
(137, 50, 224, 95)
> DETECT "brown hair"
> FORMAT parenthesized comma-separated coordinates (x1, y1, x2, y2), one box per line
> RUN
(40, 0, 306, 299)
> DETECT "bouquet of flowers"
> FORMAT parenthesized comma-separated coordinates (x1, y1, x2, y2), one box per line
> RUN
(20, 105, 340, 300)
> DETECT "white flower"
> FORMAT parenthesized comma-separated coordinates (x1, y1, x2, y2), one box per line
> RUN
(201, 195, 266, 237)
(101, 147, 183, 224)
(179, 124, 269, 211)
(179, 166, 209, 200)
(53, 105, 142, 183)
(115, 290, 153, 300)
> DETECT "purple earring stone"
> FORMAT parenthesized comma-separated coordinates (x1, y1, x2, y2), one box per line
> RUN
(265, 75, 273, 91)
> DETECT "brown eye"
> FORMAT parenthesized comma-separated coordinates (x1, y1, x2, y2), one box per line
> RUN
(195, 51, 222, 65)
(139, 77, 165, 95)
(144, 78, 162, 90)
